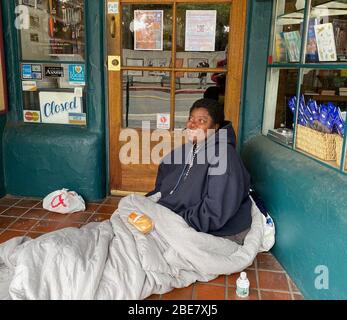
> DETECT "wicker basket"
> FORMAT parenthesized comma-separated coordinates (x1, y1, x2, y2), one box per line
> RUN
(296, 125, 337, 161)
(335, 135, 347, 170)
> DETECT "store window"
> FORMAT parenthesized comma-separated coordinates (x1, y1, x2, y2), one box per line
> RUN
(264, 0, 347, 172)
(17, 0, 86, 126)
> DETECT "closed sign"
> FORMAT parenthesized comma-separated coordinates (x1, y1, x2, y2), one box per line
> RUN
(39, 91, 82, 124)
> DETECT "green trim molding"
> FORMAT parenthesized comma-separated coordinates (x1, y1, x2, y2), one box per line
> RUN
(1, 0, 106, 201)
(240, 0, 347, 299)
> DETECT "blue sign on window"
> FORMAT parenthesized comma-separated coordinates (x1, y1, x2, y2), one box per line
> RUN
(68, 64, 85, 85)
(22, 65, 32, 79)
(21, 64, 42, 80)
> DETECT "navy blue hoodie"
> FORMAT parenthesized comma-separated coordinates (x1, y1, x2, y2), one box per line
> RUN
(146, 122, 252, 236)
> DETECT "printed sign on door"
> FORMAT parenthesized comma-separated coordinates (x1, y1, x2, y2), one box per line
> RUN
(39, 91, 83, 124)
(157, 113, 170, 129)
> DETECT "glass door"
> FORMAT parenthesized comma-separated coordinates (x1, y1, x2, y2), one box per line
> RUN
(107, 0, 247, 194)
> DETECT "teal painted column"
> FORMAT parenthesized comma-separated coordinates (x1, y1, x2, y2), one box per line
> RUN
(238, 0, 272, 148)
(1, 1, 107, 201)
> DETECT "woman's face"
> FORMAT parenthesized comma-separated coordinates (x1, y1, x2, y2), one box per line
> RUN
(186, 107, 219, 143)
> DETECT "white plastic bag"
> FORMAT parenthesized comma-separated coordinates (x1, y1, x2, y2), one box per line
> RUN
(43, 188, 86, 214)
(260, 213, 275, 252)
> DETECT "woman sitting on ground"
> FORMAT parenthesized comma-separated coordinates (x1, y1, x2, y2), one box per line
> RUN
(147, 98, 252, 245)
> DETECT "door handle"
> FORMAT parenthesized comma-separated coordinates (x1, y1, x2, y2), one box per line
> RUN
(110, 16, 116, 38)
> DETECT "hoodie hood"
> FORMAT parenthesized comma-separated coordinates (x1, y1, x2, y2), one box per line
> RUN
(205, 120, 236, 148)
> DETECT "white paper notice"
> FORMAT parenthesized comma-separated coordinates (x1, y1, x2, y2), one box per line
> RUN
(185, 10, 217, 52)
(157, 113, 170, 129)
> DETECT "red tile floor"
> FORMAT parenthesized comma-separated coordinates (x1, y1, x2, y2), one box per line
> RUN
(0, 195, 304, 300)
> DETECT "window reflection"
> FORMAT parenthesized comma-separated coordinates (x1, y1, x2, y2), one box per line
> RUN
(175, 72, 226, 128)
(19, 0, 85, 62)
(122, 71, 171, 129)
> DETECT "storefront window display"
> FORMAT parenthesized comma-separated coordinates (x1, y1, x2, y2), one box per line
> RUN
(17, 0, 86, 125)
(264, 0, 347, 172)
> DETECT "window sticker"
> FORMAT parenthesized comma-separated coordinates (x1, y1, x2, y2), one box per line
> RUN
(23, 110, 41, 123)
(108, 2, 119, 14)
(157, 113, 170, 129)
(68, 64, 85, 86)
(44, 66, 64, 78)
(21, 64, 42, 80)
(22, 81, 37, 91)
(69, 112, 86, 125)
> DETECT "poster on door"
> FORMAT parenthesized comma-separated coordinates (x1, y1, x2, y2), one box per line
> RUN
(185, 10, 217, 52)
(134, 10, 163, 51)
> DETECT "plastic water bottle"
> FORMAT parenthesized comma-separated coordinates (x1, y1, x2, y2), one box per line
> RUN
(236, 272, 250, 298)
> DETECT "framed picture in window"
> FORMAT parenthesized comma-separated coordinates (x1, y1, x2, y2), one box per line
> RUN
(0, 5, 8, 114)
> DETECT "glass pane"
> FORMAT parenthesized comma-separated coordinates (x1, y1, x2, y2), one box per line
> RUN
(21, 63, 86, 125)
(18, 0, 85, 62)
(122, 5, 172, 66)
(272, 0, 304, 63)
(295, 68, 346, 168)
(122, 71, 171, 129)
(176, 4, 230, 69)
(263, 68, 299, 145)
(304, 0, 347, 62)
(174, 72, 226, 128)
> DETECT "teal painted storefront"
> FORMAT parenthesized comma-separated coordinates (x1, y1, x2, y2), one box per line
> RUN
(1, 0, 107, 201)
(240, 0, 347, 299)
(0, 0, 346, 299)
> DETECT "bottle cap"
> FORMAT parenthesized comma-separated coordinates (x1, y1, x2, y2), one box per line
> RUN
(240, 272, 247, 280)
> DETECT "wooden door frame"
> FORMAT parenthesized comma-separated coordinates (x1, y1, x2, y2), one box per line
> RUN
(107, 0, 247, 194)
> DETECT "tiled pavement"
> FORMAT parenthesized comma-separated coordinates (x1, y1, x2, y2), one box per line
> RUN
(0, 195, 304, 300)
